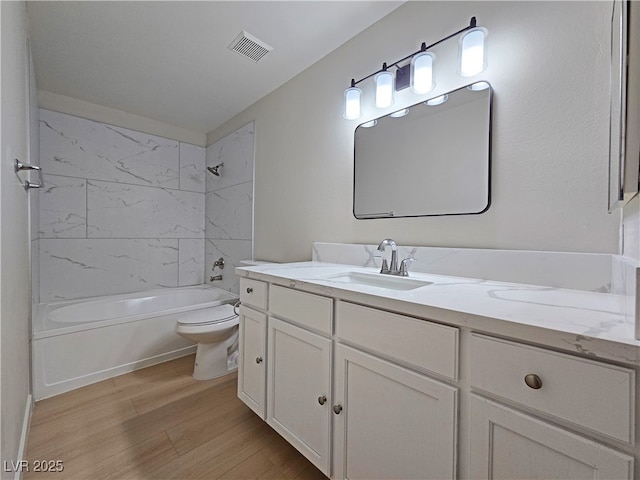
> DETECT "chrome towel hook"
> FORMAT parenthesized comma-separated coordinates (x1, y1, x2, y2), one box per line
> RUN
(15, 159, 44, 190)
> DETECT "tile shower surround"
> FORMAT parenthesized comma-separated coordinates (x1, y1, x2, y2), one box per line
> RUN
(37, 109, 207, 301)
(36, 110, 254, 301)
(204, 122, 254, 295)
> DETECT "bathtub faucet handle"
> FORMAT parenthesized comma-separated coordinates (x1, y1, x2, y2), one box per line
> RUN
(212, 257, 225, 270)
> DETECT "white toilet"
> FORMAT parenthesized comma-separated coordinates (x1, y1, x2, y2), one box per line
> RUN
(174, 304, 239, 380)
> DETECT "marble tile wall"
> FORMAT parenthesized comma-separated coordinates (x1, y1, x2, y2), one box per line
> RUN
(37, 109, 206, 301)
(205, 122, 254, 295)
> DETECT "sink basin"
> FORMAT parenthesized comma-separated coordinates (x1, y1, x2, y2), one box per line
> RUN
(320, 272, 432, 291)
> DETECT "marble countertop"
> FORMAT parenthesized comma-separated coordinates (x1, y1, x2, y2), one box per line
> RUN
(236, 261, 640, 366)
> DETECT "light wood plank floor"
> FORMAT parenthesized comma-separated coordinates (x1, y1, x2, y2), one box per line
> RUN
(24, 355, 327, 480)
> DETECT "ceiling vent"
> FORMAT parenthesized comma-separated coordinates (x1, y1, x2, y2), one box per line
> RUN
(228, 31, 273, 63)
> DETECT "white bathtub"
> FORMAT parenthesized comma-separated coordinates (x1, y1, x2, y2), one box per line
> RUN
(32, 285, 238, 400)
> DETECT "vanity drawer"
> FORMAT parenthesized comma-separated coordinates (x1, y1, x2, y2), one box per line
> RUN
(336, 301, 458, 380)
(269, 285, 332, 335)
(470, 333, 635, 444)
(240, 278, 268, 310)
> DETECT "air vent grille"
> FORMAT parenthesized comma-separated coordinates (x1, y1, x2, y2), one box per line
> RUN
(228, 31, 273, 63)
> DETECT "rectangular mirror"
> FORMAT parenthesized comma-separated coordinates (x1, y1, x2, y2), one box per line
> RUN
(353, 82, 492, 219)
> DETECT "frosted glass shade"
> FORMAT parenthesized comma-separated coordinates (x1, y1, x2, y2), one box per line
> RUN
(410, 52, 435, 94)
(425, 94, 448, 106)
(460, 28, 486, 77)
(468, 81, 490, 91)
(390, 108, 409, 118)
(374, 71, 394, 108)
(344, 87, 362, 120)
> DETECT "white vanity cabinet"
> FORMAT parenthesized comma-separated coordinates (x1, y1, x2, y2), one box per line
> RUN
(333, 301, 459, 480)
(469, 333, 635, 480)
(267, 285, 334, 475)
(237, 279, 268, 418)
(267, 317, 332, 474)
(236, 272, 639, 480)
(469, 395, 634, 480)
(333, 344, 457, 480)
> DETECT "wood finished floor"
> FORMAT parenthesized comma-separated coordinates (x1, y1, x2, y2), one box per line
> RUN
(24, 355, 327, 480)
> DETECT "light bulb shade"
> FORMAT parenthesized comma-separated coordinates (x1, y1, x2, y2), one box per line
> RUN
(410, 52, 435, 94)
(344, 86, 362, 120)
(390, 108, 409, 118)
(374, 70, 394, 108)
(459, 28, 487, 77)
(468, 81, 490, 91)
(425, 94, 448, 106)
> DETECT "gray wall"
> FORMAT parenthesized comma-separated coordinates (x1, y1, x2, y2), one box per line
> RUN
(1, 1, 34, 475)
(208, 2, 620, 261)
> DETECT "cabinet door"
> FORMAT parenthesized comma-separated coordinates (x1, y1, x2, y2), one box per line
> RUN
(237, 305, 267, 419)
(267, 317, 332, 476)
(469, 395, 633, 480)
(333, 344, 458, 480)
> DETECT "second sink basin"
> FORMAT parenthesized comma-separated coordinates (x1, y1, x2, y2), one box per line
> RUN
(320, 271, 432, 291)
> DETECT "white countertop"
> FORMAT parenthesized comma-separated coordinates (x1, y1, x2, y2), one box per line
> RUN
(236, 261, 640, 366)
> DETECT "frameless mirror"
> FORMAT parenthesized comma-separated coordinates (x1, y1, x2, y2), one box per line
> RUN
(353, 82, 492, 219)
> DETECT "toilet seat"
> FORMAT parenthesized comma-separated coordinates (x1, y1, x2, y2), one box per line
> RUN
(176, 304, 237, 327)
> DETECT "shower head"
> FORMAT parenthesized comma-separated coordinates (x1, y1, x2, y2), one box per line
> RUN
(207, 163, 223, 176)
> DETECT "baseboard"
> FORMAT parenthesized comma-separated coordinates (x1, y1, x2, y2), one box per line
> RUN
(13, 394, 33, 480)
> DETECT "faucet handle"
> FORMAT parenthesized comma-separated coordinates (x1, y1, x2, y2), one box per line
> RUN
(399, 256, 416, 277)
(213, 257, 225, 270)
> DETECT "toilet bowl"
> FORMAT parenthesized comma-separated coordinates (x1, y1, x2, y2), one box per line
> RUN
(174, 303, 239, 380)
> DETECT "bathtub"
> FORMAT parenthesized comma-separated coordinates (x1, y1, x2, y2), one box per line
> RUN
(32, 285, 238, 400)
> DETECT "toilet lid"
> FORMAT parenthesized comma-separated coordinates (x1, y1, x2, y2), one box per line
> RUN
(176, 304, 238, 326)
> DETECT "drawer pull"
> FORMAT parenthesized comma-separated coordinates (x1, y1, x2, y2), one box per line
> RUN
(524, 374, 542, 390)
(246, 287, 253, 294)
(255, 356, 263, 364)
(318, 395, 327, 406)
(333, 404, 343, 414)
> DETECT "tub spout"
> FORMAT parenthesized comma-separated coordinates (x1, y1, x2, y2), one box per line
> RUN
(210, 275, 223, 282)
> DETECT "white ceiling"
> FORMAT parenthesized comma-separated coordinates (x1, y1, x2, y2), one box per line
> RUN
(27, 1, 403, 135)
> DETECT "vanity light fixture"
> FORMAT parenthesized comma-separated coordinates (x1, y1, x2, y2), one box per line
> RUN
(410, 51, 435, 94)
(460, 28, 487, 77)
(374, 64, 395, 108)
(344, 16, 485, 120)
(344, 82, 362, 120)
(361, 120, 378, 128)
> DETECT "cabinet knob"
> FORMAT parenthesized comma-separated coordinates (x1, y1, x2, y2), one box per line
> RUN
(333, 404, 343, 415)
(524, 374, 542, 389)
(255, 356, 263, 364)
(318, 395, 327, 406)
(246, 287, 253, 294)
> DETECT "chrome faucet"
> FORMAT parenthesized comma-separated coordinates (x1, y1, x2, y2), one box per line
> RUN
(212, 257, 225, 270)
(377, 239, 398, 274)
(377, 239, 414, 277)
(210, 257, 225, 282)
